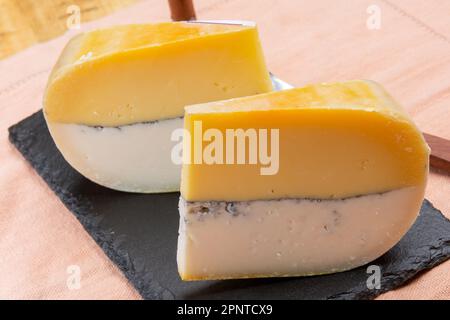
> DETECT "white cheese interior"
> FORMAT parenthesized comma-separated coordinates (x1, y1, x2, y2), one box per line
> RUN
(47, 117, 183, 192)
(177, 186, 424, 280)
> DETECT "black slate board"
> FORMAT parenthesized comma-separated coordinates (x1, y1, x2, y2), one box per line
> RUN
(9, 111, 450, 300)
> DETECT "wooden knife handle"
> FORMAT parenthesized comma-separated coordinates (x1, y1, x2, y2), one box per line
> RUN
(168, 0, 196, 21)
(424, 133, 450, 173)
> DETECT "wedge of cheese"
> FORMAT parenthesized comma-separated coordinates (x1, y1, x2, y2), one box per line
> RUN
(44, 22, 272, 192)
(177, 80, 429, 280)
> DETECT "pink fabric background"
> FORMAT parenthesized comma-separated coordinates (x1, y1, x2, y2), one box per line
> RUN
(0, 0, 449, 299)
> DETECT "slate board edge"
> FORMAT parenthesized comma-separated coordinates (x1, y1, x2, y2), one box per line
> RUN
(327, 213, 450, 300)
(8, 111, 157, 299)
(8, 110, 450, 300)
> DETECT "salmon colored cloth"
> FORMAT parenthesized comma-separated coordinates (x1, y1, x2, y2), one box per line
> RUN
(0, 0, 449, 299)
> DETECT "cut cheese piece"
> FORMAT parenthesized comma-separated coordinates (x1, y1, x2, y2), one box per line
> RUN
(43, 22, 272, 192)
(177, 80, 429, 280)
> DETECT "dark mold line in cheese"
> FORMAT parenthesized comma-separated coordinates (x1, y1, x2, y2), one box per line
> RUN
(79, 116, 184, 130)
(181, 188, 402, 212)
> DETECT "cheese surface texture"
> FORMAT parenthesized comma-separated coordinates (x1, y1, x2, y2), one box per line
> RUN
(43, 22, 272, 192)
(49, 118, 183, 192)
(177, 80, 429, 280)
(178, 187, 424, 280)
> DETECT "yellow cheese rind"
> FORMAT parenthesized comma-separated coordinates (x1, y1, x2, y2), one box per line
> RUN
(43, 23, 272, 126)
(180, 80, 429, 201)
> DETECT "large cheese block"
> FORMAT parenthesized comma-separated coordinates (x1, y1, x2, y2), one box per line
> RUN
(177, 80, 429, 280)
(44, 22, 272, 192)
